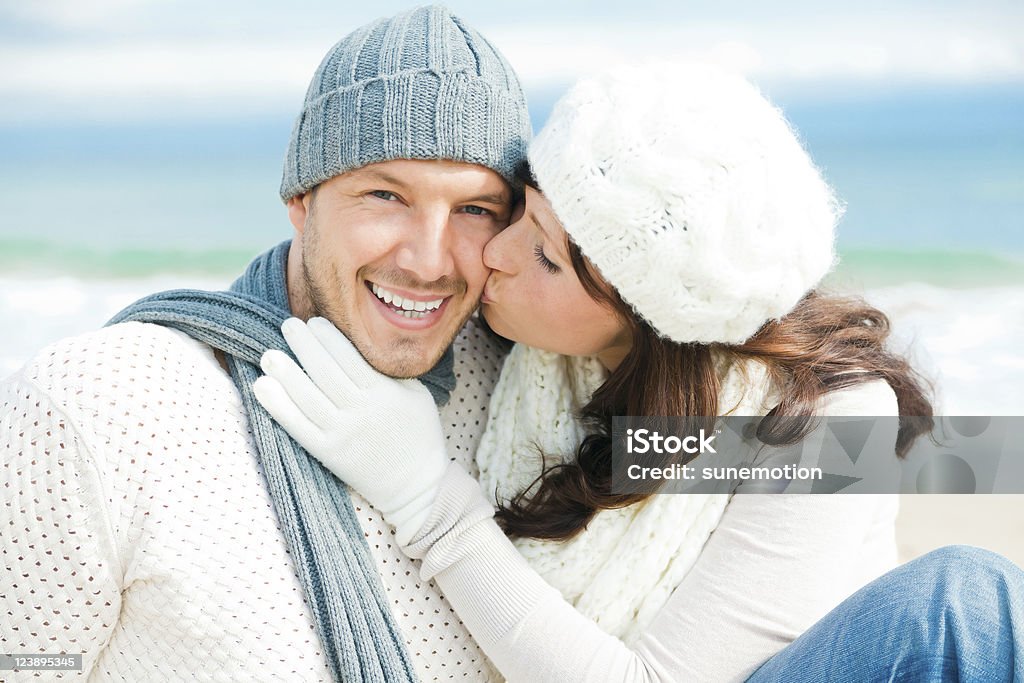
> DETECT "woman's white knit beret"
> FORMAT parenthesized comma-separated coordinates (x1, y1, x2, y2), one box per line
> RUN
(528, 62, 840, 344)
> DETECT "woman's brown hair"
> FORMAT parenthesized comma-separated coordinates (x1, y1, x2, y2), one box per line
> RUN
(495, 168, 935, 542)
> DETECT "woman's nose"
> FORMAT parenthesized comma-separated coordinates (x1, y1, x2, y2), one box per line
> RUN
(483, 213, 524, 273)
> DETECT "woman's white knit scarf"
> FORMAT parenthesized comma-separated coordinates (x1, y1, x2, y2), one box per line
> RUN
(476, 344, 778, 644)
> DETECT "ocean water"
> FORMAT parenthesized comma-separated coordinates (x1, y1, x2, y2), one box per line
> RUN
(1, 84, 1022, 412)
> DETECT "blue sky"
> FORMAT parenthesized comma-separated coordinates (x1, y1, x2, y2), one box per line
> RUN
(1, 0, 1022, 123)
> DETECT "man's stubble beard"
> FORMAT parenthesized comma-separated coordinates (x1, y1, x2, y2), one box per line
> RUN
(300, 225, 473, 380)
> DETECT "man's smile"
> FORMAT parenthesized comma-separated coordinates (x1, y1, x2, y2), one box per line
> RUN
(365, 281, 452, 329)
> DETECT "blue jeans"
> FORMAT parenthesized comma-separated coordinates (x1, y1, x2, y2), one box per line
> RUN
(747, 545, 1023, 682)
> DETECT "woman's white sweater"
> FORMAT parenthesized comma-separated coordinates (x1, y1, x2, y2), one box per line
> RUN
(403, 353, 901, 683)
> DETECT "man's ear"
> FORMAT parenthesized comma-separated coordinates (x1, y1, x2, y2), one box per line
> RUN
(287, 194, 309, 235)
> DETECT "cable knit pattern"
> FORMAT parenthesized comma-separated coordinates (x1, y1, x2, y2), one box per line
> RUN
(475, 344, 781, 645)
(528, 63, 839, 344)
(1, 316, 507, 681)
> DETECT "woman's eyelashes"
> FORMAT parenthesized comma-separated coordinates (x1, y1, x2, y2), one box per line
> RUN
(534, 243, 561, 274)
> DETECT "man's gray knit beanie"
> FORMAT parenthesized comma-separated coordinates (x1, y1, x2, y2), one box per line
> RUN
(280, 4, 530, 201)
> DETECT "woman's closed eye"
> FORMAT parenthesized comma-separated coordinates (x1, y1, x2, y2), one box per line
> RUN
(534, 244, 560, 274)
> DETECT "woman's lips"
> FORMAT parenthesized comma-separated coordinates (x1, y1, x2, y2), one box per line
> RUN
(481, 274, 499, 305)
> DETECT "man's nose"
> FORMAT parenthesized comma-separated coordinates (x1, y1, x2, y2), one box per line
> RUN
(394, 209, 456, 283)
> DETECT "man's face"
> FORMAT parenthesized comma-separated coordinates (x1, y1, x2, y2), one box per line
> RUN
(288, 159, 512, 378)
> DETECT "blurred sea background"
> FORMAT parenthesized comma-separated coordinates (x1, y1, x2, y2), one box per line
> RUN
(1, 0, 1022, 419)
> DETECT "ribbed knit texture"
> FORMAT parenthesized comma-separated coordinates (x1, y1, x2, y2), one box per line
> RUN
(280, 5, 530, 200)
(106, 240, 455, 683)
(528, 62, 840, 344)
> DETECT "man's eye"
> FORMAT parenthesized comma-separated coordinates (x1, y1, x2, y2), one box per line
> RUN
(369, 190, 398, 201)
(461, 205, 492, 217)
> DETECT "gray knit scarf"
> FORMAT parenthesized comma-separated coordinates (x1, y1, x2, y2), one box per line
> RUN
(109, 240, 453, 682)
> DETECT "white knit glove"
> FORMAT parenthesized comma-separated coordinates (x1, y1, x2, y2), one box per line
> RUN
(252, 316, 449, 544)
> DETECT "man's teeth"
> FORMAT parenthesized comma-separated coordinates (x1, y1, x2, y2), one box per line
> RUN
(371, 283, 445, 317)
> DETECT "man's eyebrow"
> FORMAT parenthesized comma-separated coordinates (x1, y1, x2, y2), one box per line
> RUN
(355, 169, 410, 188)
(464, 192, 511, 206)
(354, 170, 508, 206)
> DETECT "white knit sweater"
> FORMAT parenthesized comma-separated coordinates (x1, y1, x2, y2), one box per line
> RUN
(1, 317, 508, 682)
